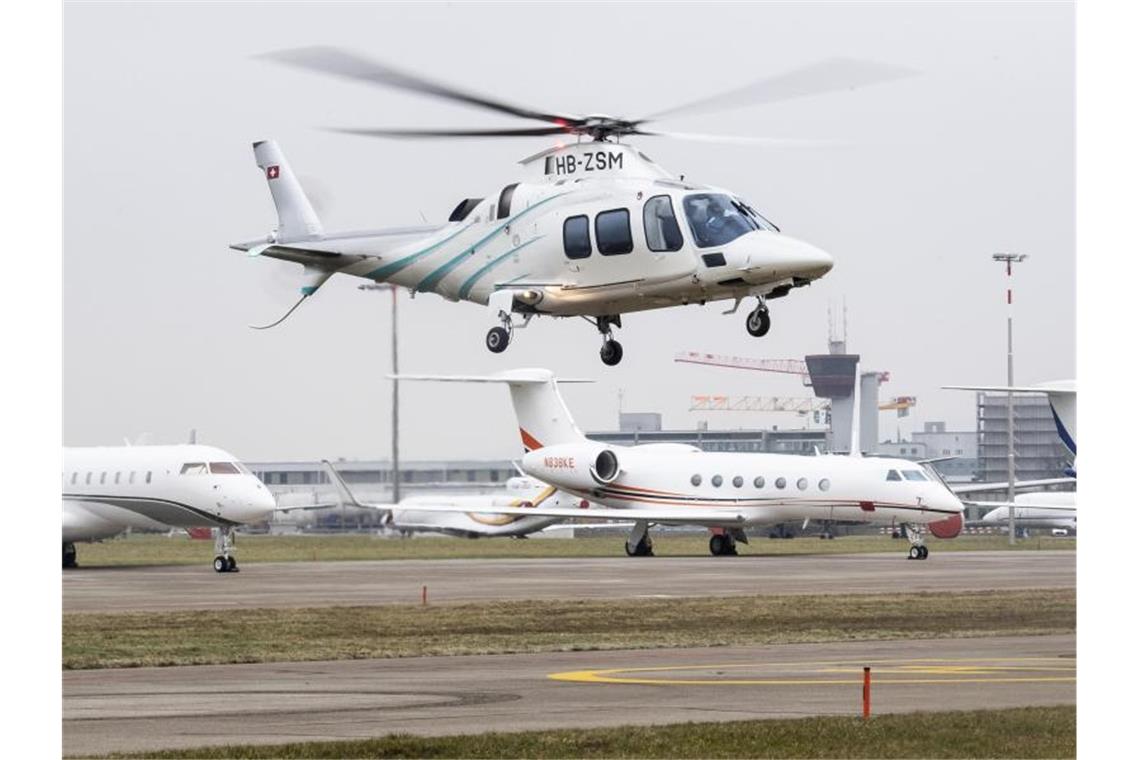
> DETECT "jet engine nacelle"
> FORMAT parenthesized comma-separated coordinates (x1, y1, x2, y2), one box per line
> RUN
(521, 443, 622, 491)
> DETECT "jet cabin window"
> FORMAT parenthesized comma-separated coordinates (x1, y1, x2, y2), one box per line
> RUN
(596, 208, 633, 255)
(683, 193, 761, 248)
(209, 462, 241, 475)
(563, 215, 591, 259)
(180, 462, 208, 475)
(643, 195, 684, 252)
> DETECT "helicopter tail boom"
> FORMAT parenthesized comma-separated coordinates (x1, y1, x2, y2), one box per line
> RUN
(253, 140, 324, 242)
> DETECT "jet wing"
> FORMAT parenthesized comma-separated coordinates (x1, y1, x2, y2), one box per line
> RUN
(951, 478, 1075, 495)
(371, 502, 748, 526)
(964, 500, 1077, 511)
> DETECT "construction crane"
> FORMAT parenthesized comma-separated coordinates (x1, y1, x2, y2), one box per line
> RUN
(879, 396, 917, 417)
(676, 351, 890, 385)
(690, 395, 830, 413)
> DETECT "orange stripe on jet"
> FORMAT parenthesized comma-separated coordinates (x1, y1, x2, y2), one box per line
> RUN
(519, 428, 544, 452)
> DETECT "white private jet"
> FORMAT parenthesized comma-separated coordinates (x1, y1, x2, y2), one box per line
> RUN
(322, 464, 592, 538)
(976, 492, 1076, 533)
(63, 444, 280, 572)
(944, 380, 1077, 531)
(392, 369, 965, 559)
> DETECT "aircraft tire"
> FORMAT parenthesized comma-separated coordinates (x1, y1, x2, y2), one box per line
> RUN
(600, 340, 623, 366)
(918, 546, 929, 560)
(908, 546, 922, 560)
(227, 556, 238, 572)
(63, 542, 77, 569)
(709, 534, 726, 556)
(746, 308, 771, 337)
(486, 327, 510, 353)
(214, 556, 228, 573)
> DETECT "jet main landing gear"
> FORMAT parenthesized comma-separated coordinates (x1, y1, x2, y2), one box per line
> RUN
(902, 523, 929, 560)
(213, 527, 239, 573)
(745, 297, 771, 338)
(709, 533, 738, 556)
(624, 520, 654, 556)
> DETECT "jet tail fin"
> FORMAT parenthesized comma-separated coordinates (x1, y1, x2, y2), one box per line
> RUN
(253, 140, 323, 242)
(394, 369, 591, 452)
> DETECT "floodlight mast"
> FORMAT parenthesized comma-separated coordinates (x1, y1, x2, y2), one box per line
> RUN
(992, 253, 1028, 545)
(359, 283, 401, 504)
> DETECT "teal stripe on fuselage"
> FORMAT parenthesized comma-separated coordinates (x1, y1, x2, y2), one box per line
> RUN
(364, 222, 474, 281)
(457, 238, 542, 300)
(415, 193, 567, 294)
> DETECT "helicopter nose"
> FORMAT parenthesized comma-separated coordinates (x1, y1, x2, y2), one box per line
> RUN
(739, 234, 833, 282)
(785, 237, 834, 279)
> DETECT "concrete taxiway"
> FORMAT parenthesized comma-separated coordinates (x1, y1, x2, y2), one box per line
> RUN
(63, 633, 1075, 756)
(62, 550, 1075, 613)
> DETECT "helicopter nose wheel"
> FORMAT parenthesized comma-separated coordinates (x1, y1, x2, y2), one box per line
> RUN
(486, 326, 511, 353)
(745, 302, 771, 337)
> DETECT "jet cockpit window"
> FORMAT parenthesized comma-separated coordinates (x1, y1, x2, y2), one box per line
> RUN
(180, 462, 208, 475)
(902, 470, 929, 481)
(209, 462, 241, 475)
(683, 193, 760, 248)
(643, 195, 684, 252)
(886, 470, 902, 481)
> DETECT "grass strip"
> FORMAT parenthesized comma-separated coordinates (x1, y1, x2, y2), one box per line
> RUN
(72, 533, 1075, 567)
(94, 705, 1075, 759)
(64, 588, 1074, 670)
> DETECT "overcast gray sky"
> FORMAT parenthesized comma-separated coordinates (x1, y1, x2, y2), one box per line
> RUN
(63, 1, 1074, 462)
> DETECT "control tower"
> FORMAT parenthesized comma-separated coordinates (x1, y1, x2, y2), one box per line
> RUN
(804, 335, 881, 454)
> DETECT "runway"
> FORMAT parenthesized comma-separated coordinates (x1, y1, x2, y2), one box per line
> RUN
(63, 633, 1075, 756)
(62, 550, 1075, 613)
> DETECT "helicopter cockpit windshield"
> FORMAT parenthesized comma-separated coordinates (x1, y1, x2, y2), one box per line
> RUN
(683, 193, 776, 248)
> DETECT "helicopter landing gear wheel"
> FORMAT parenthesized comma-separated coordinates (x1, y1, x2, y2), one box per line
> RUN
(590, 314, 624, 366)
(485, 326, 511, 353)
(746, 304, 771, 337)
(600, 340, 623, 366)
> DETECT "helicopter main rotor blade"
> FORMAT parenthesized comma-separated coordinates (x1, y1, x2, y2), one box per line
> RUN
(331, 126, 573, 139)
(263, 46, 583, 128)
(642, 57, 917, 122)
(634, 129, 844, 147)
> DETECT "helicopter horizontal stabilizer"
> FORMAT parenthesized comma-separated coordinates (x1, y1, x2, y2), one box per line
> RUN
(252, 140, 324, 242)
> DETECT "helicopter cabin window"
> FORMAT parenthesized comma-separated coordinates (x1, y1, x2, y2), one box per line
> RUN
(902, 470, 929, 481)
(497, 183, 518, 220)
(886, 470, 902, 481)
(563, 215, 592, 259)
(643, 195, 684, 252)
(180, 462, 208, 475)
(683, 193, 760, 248)
(209, 462, 241, 475)
(595, 208, 633, 255)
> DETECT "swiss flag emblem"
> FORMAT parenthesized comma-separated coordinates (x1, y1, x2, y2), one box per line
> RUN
(266, 165, 280, 180)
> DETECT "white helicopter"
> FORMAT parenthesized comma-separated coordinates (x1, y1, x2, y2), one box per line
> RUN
(234, 49, 911, 364)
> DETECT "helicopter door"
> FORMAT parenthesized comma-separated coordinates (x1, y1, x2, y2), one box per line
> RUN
(638, 194, 696, 284)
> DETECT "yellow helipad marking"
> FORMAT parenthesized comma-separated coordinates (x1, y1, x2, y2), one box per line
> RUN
(549, 656, 1076, 686)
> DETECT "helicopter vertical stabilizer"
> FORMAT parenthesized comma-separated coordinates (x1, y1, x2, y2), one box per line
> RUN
(252, 140, 323, 242)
